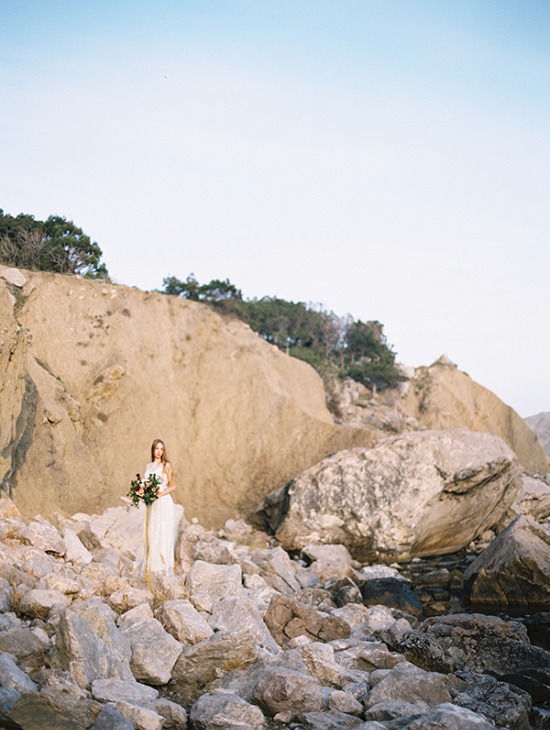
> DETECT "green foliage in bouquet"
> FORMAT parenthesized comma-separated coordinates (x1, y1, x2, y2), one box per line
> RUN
(128, 473, 161, 507)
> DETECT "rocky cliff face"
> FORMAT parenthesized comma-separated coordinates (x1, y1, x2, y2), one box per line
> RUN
(0, 268, 373, 525)
(525, 411, 550, 460)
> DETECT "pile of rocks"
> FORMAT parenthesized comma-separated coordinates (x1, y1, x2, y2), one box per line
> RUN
(0, 498, 549, 729)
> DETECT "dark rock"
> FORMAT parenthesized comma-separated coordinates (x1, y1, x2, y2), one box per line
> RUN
(453, 672, 531, 730)
(524, 613, 550, 651)
(464, 516, 550, 610)
(361, 578, 423, 618)
(499, 673, 550, 706)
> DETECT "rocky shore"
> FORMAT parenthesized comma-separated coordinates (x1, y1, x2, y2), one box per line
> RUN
(0, 491, 549, 730)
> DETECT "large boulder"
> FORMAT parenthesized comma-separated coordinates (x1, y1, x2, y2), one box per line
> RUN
(0, 270, 373, 526)
(464, 516, 550, 610)
(255, 430, 522, 561)
(525, 411, 550, 460)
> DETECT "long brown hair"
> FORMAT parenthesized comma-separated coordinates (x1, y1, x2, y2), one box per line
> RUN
(150, 438, 170, 466)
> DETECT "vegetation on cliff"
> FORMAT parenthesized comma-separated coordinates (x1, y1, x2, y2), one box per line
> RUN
(162, 273, 405, 390)
(0, 209, 109, 279)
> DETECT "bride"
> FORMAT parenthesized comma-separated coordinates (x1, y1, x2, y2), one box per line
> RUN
(143, 438, 176, 577)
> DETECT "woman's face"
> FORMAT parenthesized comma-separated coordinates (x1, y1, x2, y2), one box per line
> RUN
(154, 441, 164, 460)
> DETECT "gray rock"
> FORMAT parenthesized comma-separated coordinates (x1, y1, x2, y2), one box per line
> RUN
(0, 653, 38, 693)
(185, 560, 244, 611)
(335, 640, 404, 672)
(172, 630, 259, 702)
(159, 598, 214, 645)
(62, 527, 93, 564)
(413, 612, 550, 675)
(0, 622, 48, 662)
(208, 596, 278, 653)
(19, 588, 70, 619)
(16, 518, 66, 555)
(0, 687, 20, 719)
(190, 691, 265, 729)
(366, 662, 452, 708)
(155, 697, 188, 728)
(5, 685, 101, 730)
(119, 615, 183, 685)
(302, 543, 354, 582)
(55, 597, 133, 689)
(464, 516, 550, 609)
(365, 699, 429, 721)
(509, 474, 550, 521)
(328, 689, 364, 715)
(91, 677, 159, 704)
(0, 577, 11, 612)
(402, 702, 498, 729)
(296, 641, 363, 688)
(109, 586, 154, 613)
(252, 666, 323, 721)
(453, 673, 531, 730)
(250, 546, 302, 594)
(256, 430, 521, 561)
(301, 710, 365, 729)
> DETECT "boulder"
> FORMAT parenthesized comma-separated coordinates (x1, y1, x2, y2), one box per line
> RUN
(55, 598, 133, 689)
(509, 475, 550, 522)
(0, 653, 38, 693)
(185, 560, 244, 611)
(208, 596, 279, 653)
(360, 577, 423, 618)
(301, 710, 365, 729)
(159, 599, 214, 645)
(115, 700, 165, 730)
(190, 691, 265, 729)
(91, 705, 135, 730)
(264, 594, 350, 647)
(408, 613, 550, 675)
(252, 666, 324, 722)
(452, 672, 531, 730)
(365, 661, 452, 708)
(399, 702, 498, 729)
(119, 614, 183, 685)
(19, 588, 70, 619)
(256, 429, 522, 561)
(464, 516, 550, 609)
(16, 518, 65, 555)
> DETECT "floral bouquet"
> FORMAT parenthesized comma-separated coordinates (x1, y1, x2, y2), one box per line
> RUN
(128, 473, 161, 507)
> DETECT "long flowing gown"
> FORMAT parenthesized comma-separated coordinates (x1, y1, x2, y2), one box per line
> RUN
(144, 461, 175, 577)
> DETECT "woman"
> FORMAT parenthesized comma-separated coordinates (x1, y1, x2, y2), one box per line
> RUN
(143, 438, 176, 578)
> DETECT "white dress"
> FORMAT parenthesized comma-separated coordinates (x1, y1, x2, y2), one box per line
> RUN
(144, 461, 175, 577)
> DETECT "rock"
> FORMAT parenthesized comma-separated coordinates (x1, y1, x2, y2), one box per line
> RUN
(509, 474, 550, 521)
(251, 547, 302, 594)
(335, 640, 404, 672)
(208, 596, 278, 653)
(19, 588, 70, 619)
(5, 681, 102, 730)
(155, 697, 188, 729)
(264, 594, 350, 647)
(364, 699, 430, 721)
(62, 527, 93, 564)
(0, 653, 38, 693)
(296, 641, 362, 688)
(55, 597, 133, 689)
(185, 560, 244, 610)
(301, 710, 365, 729)
(257, 430, 521, 561)
(401, 702, 498, 729)
(91, 705, 135, 730)
(37, 568, 81, 595)
(190, 691, 265, 729)
(171, 630, 259, 703)
(0, 266, 26, 287)
(159, 598, 214, 645)
(302, 544, 354, 582)
(109, 586, 154, 613)
(116, 700, 165, 730)
(118, 610, 183, 685)
(410, 613, 550, 675)
(453, 672, 531, 730)
(525, 411, 550, 461)
(0, 687, 20, 721)
(328, 689, 364, 715)
(91, 677, 159, 704)
(464, 516, 550, 609)
(523, 612, 550, 651)
(361, 577, 423, 617)
(16, 518, 66, 555)
(0, 498, 22, 520)
(17, 546, 60, 578)
(0, 619, 48, 663)
(252, 666, 324, 721)
(366, 662, 452, 708)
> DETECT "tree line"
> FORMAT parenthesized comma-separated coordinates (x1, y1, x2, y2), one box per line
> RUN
(0, 209, 108, 279)
(162, 274, 405, 391)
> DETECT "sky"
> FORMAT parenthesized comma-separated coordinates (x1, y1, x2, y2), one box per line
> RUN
(1, 0, 549, 417)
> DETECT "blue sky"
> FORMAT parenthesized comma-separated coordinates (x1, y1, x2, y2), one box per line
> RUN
(1, 1, 549, 417)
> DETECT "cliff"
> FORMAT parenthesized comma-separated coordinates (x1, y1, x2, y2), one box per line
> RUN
(0, 268, 374, 525)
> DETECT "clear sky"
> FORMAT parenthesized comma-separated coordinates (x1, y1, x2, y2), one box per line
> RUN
(1, 1, 548, 417)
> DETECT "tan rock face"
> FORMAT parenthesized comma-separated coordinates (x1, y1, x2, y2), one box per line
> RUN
(399, 363, 549, 474)
(0, 270, 372, 525)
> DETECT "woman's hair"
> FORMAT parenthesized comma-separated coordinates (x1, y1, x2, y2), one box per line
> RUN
(151, 438, 170, 466)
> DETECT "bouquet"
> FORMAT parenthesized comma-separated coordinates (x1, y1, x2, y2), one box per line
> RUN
(128, 473, 161, 507)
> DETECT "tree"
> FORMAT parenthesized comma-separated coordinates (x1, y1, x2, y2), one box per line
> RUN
(0, 209, 109, 279)
(162, 274, 242, 305)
